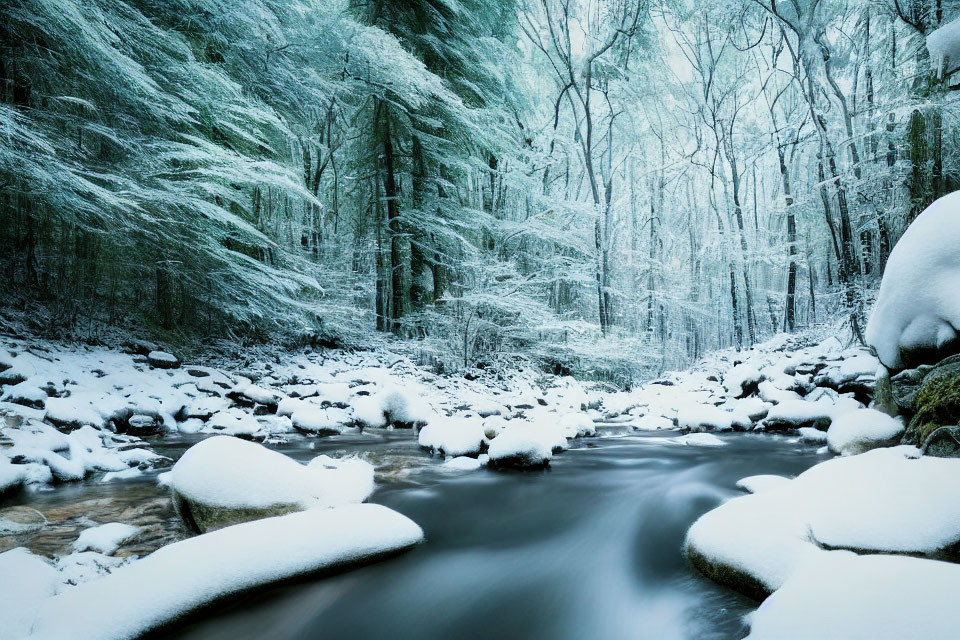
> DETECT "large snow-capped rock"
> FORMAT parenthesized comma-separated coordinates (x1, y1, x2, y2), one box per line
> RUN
(169, 436, 374, 533)
(866, 192, 960, 370)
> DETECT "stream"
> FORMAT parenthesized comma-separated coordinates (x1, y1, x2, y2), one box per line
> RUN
(3, 427, 830, 639)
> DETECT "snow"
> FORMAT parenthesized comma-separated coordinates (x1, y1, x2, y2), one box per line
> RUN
(557, 412, 596, 437)
(30, 505, 424, 640)
(736, 474, 790, 494)
(746, 553, 960, 640)
(291, 404, 348, 434)
(677, 405, 733, 432)
(761, 398, 833, 429)
(826, 408, 904, 456)
(443, 455, 487, 471)
(632, 413, 675, 431)
(146, 350, 179, 368)
(676, 433, 726, 446)
(487, 428, 553, 467)
(418, 417, 486, 457)
(797, 427, 828, 444)
(169, 436, 375, 511)
(206, 408, 261, 436)
(928, 17, 960, 76)
(866, 191, 960, 369)
(687, 446, 960, 598)
(44, 397, 103, 428)
(73, 523, 141, 555)
(0, 458, 26, 494)
(724, 364, 763, 397)
(0, 548, 60, 640)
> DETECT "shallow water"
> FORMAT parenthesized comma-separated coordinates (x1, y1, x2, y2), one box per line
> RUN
(2, 427, 829, 638)
(154, 428, 828, 640)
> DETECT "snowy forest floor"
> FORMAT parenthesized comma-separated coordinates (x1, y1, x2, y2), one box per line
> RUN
(1, 317, 958, 638)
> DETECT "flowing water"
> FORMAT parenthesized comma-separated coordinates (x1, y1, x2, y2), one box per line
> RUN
(3, 428, 830, 639)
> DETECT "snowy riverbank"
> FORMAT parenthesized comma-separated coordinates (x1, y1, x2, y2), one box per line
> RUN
(1, 319, 958, 638)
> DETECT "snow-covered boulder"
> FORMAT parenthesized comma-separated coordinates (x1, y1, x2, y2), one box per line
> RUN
(31, 505, 424, 640)
(678, 405, 733, 432)
(631, 412, 675, 431)
(73, 523, 141, 555)
(866, 192, 960, 370)
(0, 548, 60, 639)
(487, 428, 553, 469)
(351, 386, 432, 428)
(746, 553, 960, 640)
(724, 364, 763, 398)
(686, 447, 960, 599)
(146, 351, 180, 369)
(557, 412, 596, 438)
(761, 398, 834, 431)
(826, 408, 904, 456)
(291, 404, 349, 435)
(735, 475, 790, 495)
(418, 418, 486, 457)
(168, 436, 375, 533)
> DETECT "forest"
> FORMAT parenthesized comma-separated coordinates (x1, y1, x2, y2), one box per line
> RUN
(6, 2, 960, 639)
(3, 0, 958, 381)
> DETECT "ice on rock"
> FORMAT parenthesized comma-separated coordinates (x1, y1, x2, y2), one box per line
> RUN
(678, 405, 733, 432)
(866, 192, 960, 370)
(30, 505, 424, 640)
(927, 17, 960, 76)
(0, 548, 60, 639)
(746, 553, 960, 640)
(418, 417, 486, 457)
(73, 523, 142, 555)
(169, 436, 375, 533)
(826, 408, 904, 456)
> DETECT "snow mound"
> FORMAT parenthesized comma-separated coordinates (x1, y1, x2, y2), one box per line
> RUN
(169, 436, 375, 512)
(866, 192, 960, 370)
(676, 433, 726, 447)
(291, 404, 349, 435)
(687, 447, 960, 599)
(487, 427, 553, 468)
(30, 505, 424, 640)
(557, 412, 596, 438)
(631, 413, 674, 431)
(746, 553, 960, 639)
(826, 408, 904, 456)
(418, 418, 485, 457)
(725, 364, 763, 397)
(678, 405, 733, 432)
(0, 548, 60, 639)
(73, 523, 141, 555)
(735, 475, 790, 494)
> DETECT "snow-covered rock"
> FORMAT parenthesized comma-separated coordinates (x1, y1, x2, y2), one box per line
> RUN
(928, 17, 960, 76)
(30, 505, 424, 640)
(487, 428, 553, 469)
(168, 436, 375, 533)
(826, 408, 904, 456)
(686, 447, 960, 599)
(797, 427, 828, 444)
(678, 405, 733, 432)
(746, 553, 960, 640)
(724, 364, 763, 398)
(146, 351, 180, 369)
(0, 548, 60, 639)
(73, 523, 141, 555)
(761, 398, 833, 430)
(675, 433, 726, 447)
(735, 475, 790, 494)
(557, 412, 596, 438)
(418, 417, 486, 457)
(631, 413, 674, 431)
(866, 192, 960, 370)
(291, 404, 349, 435)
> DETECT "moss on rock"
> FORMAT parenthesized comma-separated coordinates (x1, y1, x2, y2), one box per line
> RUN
(905, 357, 960, 445)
